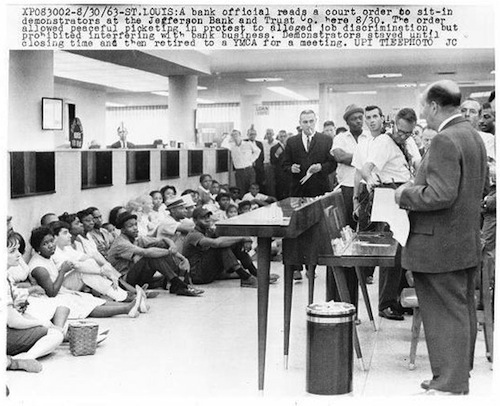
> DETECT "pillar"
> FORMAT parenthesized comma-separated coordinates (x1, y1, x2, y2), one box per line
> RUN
(168, 75, 198, 146)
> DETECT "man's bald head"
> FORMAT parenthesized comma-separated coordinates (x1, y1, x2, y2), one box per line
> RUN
(423, 80, 462, 109)
(420, 80, 462, 131)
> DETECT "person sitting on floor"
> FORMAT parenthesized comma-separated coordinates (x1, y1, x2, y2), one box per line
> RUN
(149, 190, 168, 229)
(198, 174, 215, 206)
(107, 211, 202, 296)
(108, 206, 127, 229)
(212, 193, 232, 222)
(7, 233, 69, 366)
(241, 183, 277, 209)
(183, 208, 279, 286)
(87, 206, 115, 259)
(50, 219, 136, 305)
(29, 226, 144, 319)
(238, 200, 252, 214)
(226, 204, 239, 219)
(154, 198, 195, 251)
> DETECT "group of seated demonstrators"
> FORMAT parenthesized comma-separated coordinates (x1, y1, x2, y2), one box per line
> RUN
(5, 171, 284, 377)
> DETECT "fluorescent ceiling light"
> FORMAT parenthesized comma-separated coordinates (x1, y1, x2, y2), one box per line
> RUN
(367, 73, 402, 79)
(267, 86, 308, 101)
(246, 77, 283, 83)
(469, 91, 492, 98)
(347, 91, 377, 95)
(106, 102, 126, 107)
(197, 98, 215, 104)
(152, 91, 169, 97)
(197, 86, 207, 90)
(491, 70, 496, 75)
(396, 83, 417, 88)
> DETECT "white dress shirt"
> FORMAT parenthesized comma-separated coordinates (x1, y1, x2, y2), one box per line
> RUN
(230, 141, 261, 169)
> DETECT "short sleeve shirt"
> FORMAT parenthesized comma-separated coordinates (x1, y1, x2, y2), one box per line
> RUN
(331, 131, 371, 187)
(365, 134, 414, 184)
(107, 233, 160, 276)
(182, 227, 210, 273)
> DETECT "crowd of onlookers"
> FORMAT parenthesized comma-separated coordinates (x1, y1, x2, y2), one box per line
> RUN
(6, 91, 495, 392)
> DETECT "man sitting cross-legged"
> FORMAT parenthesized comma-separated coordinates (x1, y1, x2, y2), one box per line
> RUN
(183, 208, 278, 286)
(107, 211, 201, 297)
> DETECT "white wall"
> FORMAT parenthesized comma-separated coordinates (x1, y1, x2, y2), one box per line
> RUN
(8, 51, 58, 150)
(54, 82, 107, 148)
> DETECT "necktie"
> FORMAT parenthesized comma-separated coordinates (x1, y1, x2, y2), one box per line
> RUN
(306, 135, 311, 152)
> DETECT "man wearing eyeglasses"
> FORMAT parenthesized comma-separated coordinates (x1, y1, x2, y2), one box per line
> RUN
(359, 107, 421, 321)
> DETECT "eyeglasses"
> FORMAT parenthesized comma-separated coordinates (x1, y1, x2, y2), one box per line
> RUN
(395, 128, 413, 138)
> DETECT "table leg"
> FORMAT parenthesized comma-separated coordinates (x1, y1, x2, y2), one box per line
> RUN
(331, 266, 364, 366)
(306, 265, 316, 304)
(257, 237, 271, 392)
(283, 264, 294, 369)
(355, 266, 377, 331)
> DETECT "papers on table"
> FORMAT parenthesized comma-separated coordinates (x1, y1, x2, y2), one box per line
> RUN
(370, 188, 410, 246)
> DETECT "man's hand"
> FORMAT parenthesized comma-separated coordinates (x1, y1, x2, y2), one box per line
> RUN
(291, 163, 301, 174)
(308, 163, 322, 174)
(395, 181, 413, 205)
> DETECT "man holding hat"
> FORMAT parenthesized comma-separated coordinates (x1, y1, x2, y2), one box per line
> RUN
(329, 103, 372, 305)
(331, 103, 372, 230)
(183, 208, 261, 287)
(108, 211, 201, 296)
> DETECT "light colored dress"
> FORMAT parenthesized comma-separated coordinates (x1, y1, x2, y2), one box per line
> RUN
(7, 258, 60, 322)
(28, 252, 105, 319)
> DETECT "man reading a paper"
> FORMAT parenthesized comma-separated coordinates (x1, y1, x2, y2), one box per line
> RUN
(395, 81, 487, 395)
(358, 107, 421, 320)
(282, 110, 336, 280)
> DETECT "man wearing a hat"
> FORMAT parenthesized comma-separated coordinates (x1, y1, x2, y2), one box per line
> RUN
(183, 208, 260, 287)
(107, 211, 201, 296)
(329, 103, 372, 303)
(155, 198, 195, 249)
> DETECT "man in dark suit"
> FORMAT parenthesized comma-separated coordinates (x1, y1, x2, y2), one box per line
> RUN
(110, 126, 135, 149)
(283, 110, 336, 197)
(395, 80, 488, 395)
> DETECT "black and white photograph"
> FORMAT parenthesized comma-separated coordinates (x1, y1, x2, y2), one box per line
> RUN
(2, 0, 497, 404)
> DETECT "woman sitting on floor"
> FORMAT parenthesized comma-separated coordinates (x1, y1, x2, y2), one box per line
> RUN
(7, 234, 69, 365)
(50, 218, 137, 305)
(29, 226, 145, 319)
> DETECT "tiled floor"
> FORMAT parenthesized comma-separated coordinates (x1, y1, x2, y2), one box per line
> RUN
(5, 262, 496, 404)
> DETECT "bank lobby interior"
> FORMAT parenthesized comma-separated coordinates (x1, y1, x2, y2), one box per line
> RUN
(4, 47, 497, 403)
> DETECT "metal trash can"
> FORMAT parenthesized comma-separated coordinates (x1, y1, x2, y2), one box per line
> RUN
(306, 301, 355, 395)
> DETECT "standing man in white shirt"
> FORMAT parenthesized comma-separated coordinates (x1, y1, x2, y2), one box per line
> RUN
(262, 128, 277, 196)
(359, 107, 421, 321)
(229, 129, 261, 195)
(331, 104, 372, 230)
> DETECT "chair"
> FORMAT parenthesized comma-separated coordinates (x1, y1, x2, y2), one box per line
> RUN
(400, 271, 422, 370)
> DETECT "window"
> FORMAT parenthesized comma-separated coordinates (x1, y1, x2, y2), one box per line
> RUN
(216, 149, 230, 173)
(188, 150, 203, 177)
(10, 152, 55, 198)
(81, 151, 113, 189)
(126, 150, 150, 184)
(161, 150, 180, 180)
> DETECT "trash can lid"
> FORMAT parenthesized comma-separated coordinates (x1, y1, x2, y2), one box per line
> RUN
(306, 301, 356, 316)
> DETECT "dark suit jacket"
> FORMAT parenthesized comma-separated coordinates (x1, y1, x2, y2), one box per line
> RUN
(110, 141, 135, 149)
(282, 132, 336, 197)
(400, 116, 487, 273)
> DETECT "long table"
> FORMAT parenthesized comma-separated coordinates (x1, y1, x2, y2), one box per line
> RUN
(215, 191, 398, 391)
